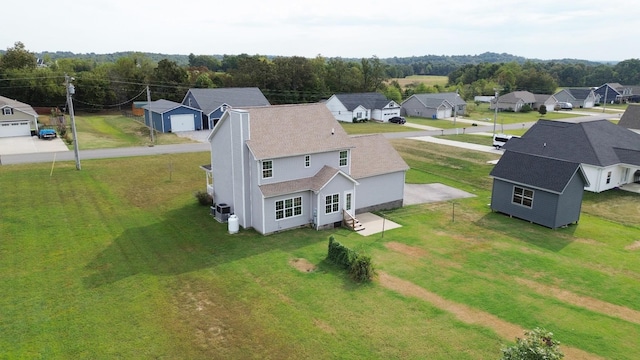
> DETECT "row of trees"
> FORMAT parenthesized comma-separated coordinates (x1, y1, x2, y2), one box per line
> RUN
(2, 41, 640, 110)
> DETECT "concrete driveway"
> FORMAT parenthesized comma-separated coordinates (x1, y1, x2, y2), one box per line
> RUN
(404, 183, 476, 206)
(0, 136, 69, 155)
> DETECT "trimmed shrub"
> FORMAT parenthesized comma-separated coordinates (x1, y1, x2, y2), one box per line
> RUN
(327, 236, 375, 283)
(194, 190, 213, 206)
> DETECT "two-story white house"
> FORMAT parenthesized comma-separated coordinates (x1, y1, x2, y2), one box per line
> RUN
(202, 103, 409, 235)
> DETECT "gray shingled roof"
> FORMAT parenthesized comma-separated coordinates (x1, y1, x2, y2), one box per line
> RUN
(184, 87, 270, 115)
(490, 151, 586, 193)
(406, 95, 453, 109)
(564, 88, 593, 101)
(333, 92, 395, 111)
(503, 119, 640, 167)
(349, 134, 409, 179)
(619, 104, 640, 130)
(0, 95, 38, 117)
(411, 92, 466, 106)
(142, 99, 196, 114)
(259, 165, 355, 198)
(245, 103, 354, 160)
(497, 91, 536, 105)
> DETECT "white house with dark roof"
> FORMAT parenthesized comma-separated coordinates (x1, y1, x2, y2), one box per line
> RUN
(0, 96, 39, 138)
(202, 103, 409, 235)
(325, 92, 400, 122)
(182, 87, 270, 130)
(503, 119, 640, 192)
(401, 92, 466, 119)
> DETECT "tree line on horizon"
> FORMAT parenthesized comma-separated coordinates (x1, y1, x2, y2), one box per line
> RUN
(1, 41, 639, 111)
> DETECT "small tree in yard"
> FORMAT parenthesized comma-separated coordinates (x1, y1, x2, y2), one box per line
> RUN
(539, 104, 547, 116)
(501, 328, 564, 360)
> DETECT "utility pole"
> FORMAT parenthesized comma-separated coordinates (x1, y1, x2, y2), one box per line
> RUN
(66, 74, 81, 170)
(602, 85, 609, 113)
(493, 88, 500, 135)
(146, 85, 155, 144)
(453, 89, 458, 127)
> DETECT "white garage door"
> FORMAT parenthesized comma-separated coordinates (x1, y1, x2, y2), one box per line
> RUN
(0, 121, 31, 138)
(170, 114, 195, 132)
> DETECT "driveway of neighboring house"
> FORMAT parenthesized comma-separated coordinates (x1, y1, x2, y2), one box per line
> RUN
(0, 136, 69, 156)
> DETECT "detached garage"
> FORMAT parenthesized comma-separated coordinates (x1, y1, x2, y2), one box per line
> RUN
(0, 96, 39, 138)
(143, 99, 203, 133)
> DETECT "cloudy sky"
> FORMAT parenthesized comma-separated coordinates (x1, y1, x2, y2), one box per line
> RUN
(2, 0, 638, 62)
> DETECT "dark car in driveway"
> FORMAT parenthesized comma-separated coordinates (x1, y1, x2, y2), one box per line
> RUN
(389, 116, 406, 124)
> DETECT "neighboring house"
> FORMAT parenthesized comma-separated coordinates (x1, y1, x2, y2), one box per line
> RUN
(142, 99, 203, 133)
(182, 87, 270, 130)
(594, 83, 640, 104)
(202, 103, 409, 235)
(533, 94, 558, 112)
(0, 95, 39, 138)
(324, 92, 400, 122)
(401, 92, 466, 119)
(489, 151, 589, 229)
(503, 119, 640, 192)
(553, 88, 597, 108)
(490, 91, 536, 112)
(618, 104, 640, 134)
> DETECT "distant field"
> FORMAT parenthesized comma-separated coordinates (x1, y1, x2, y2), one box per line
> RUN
(388, 75, 449, 89)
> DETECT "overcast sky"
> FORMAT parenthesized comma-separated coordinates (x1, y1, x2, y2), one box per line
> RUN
(2, 0, 637, 62)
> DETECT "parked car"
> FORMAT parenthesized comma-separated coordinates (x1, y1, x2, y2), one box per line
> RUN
(555, 102, 573, 110)
(389, 116, 406, 124)
(38, 128, 57, 139)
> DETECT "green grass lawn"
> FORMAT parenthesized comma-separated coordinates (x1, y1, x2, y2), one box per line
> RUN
(1, 139, 639, 359)
(467, 103, 577, 125)
(58, 113, 195, 150)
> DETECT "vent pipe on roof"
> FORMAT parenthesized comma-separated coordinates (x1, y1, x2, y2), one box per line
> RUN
(331, 128, 334, 135)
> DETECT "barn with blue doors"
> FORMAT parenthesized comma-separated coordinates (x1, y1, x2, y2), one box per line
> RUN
(143, 99, 203, 133)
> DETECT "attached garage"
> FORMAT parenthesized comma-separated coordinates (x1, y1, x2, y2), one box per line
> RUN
(170, 114, 195, 132)
(0, 121, 32, 138)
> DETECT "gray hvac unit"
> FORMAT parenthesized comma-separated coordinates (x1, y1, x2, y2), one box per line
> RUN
(215, 203, 231, 223)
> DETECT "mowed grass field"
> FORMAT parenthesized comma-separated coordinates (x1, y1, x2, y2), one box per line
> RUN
(1, 137, 639, 359)
(388, 75, 449, 89)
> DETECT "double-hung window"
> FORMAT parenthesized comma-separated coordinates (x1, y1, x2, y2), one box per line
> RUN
(339, 150, 348, 167)
(512, 186, 534, 208)
(262, 160, 273, 179)
(275, 197, 302, 220)
(325, 194, 340, 214)
(304, 155, 310, 168)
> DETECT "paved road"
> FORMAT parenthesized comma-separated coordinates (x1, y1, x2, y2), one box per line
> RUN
(0, 143, 209, 165)
(0, 113, 615, 165)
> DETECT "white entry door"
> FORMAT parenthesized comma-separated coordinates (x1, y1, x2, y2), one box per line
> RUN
(344, 191, 354, 217)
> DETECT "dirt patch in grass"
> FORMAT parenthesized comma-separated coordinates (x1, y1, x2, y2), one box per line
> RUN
(385, 242, 429, 257)
(625, 240, 640, 251)
(515, 278, 640, 325)
(313, 319, 336, 334)
(378, 272, 603, 360)
(289, 258, 316, 273)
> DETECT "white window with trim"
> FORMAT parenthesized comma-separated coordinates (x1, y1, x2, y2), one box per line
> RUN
(606, 171, 612, 184)
(304, 155, 310, 168)
(262, 160, 273, 179)
(512, 186, 534, 208)
(339, 150, 348, 167)
(2, 108, 13, 115)
(275, 196, 302, 220)
(325, 193, 340, 214)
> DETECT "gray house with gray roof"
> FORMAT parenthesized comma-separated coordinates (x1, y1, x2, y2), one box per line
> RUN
(325, 92, 400, 122)
(203, 103, 409, 235)
(490, 91, 536, 112)
(553, 88, 597, 108)
(401, 92, 466, 119)
(619, 104, 640, 133)
(490, 151, 589, 229)
(182, 87, 270, 129)
(503, 119, 640, 192)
